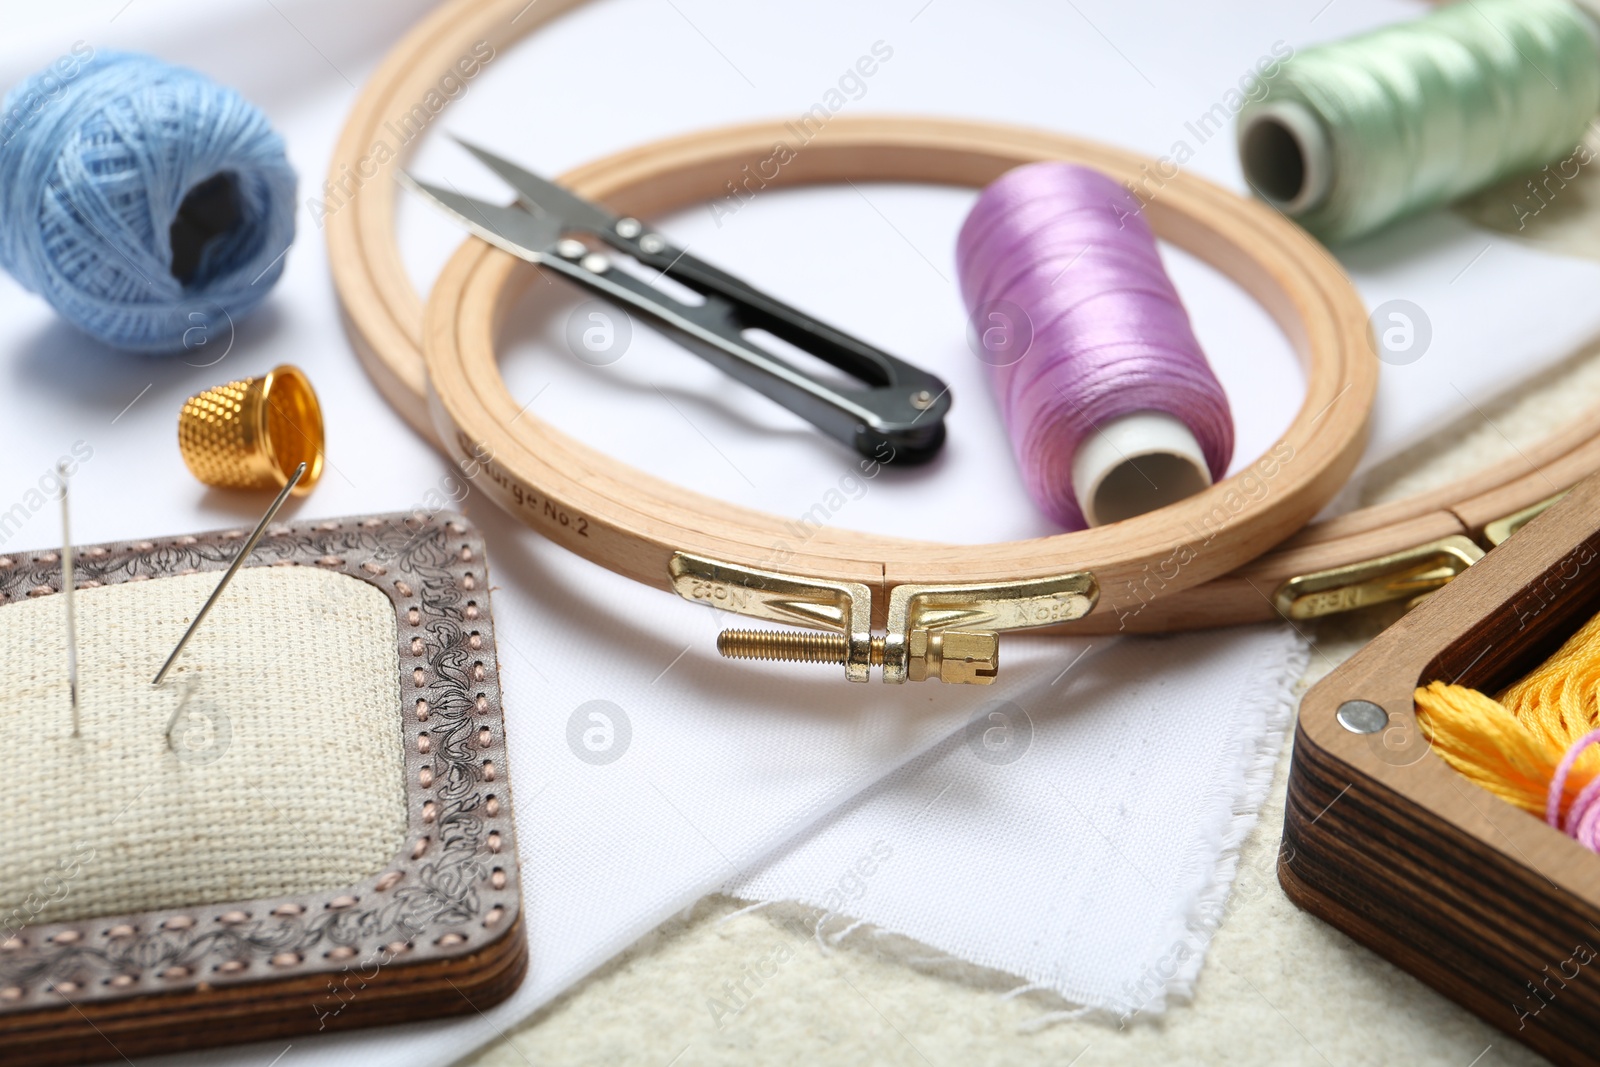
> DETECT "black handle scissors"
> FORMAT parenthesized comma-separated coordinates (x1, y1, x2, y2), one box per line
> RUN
(402, 140, 951, 464)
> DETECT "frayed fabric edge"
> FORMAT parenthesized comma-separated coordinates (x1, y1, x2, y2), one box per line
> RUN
(1139, 624, 1309, 1016)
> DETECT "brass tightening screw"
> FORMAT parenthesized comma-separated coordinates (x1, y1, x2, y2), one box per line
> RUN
(714, 628, 999, 684)
(716, 630, 886, 665)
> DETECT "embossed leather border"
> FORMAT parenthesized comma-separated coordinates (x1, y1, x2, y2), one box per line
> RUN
(0, 511, 525, 1059)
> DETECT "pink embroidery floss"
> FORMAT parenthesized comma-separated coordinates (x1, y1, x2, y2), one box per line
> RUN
(1548, 730, 1600, 851)
(956, 162, 1234, 530)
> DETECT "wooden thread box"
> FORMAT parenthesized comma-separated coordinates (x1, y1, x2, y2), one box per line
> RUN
(1285, 470, 1600, 1066)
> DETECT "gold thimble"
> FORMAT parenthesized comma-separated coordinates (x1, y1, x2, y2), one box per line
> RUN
(178, 364, 324, 494)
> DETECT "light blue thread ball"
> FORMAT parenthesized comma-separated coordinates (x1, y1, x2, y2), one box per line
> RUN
(0, 50, 297, 353)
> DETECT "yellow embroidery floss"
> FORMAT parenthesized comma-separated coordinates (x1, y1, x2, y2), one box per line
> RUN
(1416, 609, 1600, 848)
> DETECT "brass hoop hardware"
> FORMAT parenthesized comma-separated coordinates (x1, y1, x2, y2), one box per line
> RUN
(670, 553, 1096, 684)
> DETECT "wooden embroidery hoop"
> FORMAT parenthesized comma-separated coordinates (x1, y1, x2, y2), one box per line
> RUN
(327, 1, 1387, 680)
(350, 117, 1378, 677)
(328, 0, 1484, 684)
(330, 0, 1600, 649)
(420, 120, 1366, 585)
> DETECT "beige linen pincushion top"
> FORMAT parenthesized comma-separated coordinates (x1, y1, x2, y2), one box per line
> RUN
(0, 567, 405, 928)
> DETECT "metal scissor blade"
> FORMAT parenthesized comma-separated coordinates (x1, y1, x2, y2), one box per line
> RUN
(448, 147, 943, 396)
(453, 137, 619, 234)
(398, 172, 564, 261)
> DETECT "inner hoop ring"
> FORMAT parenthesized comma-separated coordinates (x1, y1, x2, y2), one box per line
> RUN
(415, 114, 1375, 622)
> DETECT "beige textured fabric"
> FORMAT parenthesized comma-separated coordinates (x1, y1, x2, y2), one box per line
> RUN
(0, 567, 405, 929)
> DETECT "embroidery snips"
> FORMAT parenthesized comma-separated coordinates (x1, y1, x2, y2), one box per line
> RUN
(401, 140, 951, 464)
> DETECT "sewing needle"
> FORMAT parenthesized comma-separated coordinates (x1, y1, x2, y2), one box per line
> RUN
(58, 461, 78, 738)
(152, 462, 305, 686)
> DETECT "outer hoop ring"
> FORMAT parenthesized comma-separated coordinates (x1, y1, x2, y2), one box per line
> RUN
(328, 0, 1600, 635)
(416, 115, 1374, 617)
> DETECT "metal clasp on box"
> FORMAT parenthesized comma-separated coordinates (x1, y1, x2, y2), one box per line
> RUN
(1274, 491, 1567, 620)
(668, 553, 1098, 684)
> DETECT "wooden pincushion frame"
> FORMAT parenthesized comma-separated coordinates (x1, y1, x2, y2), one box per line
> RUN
(1284, 469, 1600, 1067)
(0, 512, 525, 1066)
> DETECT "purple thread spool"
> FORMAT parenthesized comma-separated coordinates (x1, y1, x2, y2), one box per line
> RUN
(956, 162, 1234, 530)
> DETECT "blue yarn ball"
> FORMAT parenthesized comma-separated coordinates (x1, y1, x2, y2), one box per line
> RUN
(0, 51, 297, 353)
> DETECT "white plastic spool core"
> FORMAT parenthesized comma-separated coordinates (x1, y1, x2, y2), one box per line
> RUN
(1238, 101, 1332, 216)
(1071, 410, 1213, 527)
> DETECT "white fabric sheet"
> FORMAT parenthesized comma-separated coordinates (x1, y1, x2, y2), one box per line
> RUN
(728, 625, 1307, 1021)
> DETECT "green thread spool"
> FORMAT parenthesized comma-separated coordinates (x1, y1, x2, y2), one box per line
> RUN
(1237, 0, 1600, 243)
